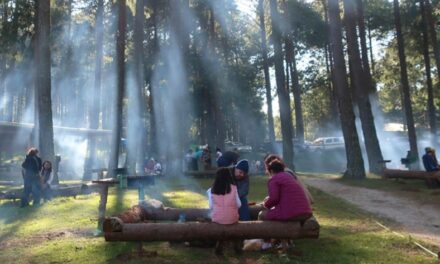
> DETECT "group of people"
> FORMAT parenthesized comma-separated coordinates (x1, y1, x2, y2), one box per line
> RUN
(207, 154, 313, 255)
(21, 148, 53, 207)
(144, 158, 163, 175)
(185, 146, 215, 171)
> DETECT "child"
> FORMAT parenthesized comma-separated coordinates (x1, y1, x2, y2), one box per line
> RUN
(40, 161, 53, 201)
(207, 167, 242, 256)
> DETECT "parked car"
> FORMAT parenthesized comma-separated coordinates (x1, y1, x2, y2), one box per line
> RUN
(224, 141, 252, 153)
(309, 137, 345, 151)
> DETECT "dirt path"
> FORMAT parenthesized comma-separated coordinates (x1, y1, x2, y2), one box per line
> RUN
(303, 177, 440, 246)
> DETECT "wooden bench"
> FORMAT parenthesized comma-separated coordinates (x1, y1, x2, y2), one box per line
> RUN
(0, 183, 100, 202)
(104, 218, 320, 242)
(383, 169, 440, 188)
(103, 205, 319, 253)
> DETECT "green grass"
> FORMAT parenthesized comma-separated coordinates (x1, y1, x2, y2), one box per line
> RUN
(0, 176, 438, 264)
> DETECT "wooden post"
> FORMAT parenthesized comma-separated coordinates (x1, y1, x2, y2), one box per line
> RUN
(97, 185, 109, 231)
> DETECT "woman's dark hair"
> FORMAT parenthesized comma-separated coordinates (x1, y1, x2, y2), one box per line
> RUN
(267, 159, 285, 174)
(264, 154, 282, 167)
(211, 167, 234, 195)
(42, 161, 52, 173)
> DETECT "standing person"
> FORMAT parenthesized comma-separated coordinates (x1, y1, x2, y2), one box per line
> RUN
(202, 146, 212, 170)
(216, 147, 222, 162)
(185, 149, 193, 171)
(216, 150, 239, 167)
(234, 159, 250, 221)
(207, 167, 242, 256)
(21, 148, 42, 207)
(40, 161, 53, 201)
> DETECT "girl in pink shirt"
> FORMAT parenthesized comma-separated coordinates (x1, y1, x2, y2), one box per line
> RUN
(207, 168, 242, 255)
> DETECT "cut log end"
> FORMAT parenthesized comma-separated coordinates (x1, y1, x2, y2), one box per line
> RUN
(103, 217, 124, 233)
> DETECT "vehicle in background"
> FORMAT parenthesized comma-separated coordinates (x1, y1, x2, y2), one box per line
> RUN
(224, 141, 253, 153)
(309, 137, 345, 151)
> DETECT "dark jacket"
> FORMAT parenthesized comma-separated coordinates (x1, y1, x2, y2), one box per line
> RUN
(22, 155, 42, 179)
(422, 154, 439, 172)
(217, 151, 239, 167)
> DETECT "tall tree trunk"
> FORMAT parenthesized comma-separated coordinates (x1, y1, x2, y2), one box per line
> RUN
(108, 0, 126, 175)
(343, 0, 384, 174)
(269, 0, 294, 168)
(356, 0, 379, 107)
(367, 21, 375, 74)
(393, 0, 419, 169)
(149, 0, 158, 157)
(126, 0, 147, 175)
(35, 0, 56, 182)
(328, 0, 365, 179)
(258, 0, 276, 145)
(420, 0, 436, 139)
(84, 0, 104, 180)
(425, 0, 440, 80)
(322, 0, 339, 128)
(286, 37, 304, 144)
(0, 2, 7, 121)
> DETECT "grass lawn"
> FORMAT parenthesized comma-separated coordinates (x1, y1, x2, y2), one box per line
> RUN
(0, 176, 438, 264)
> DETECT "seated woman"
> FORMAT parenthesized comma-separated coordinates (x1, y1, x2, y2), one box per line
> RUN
(259, 158, 312, 222)
(263, 154, 313, 205)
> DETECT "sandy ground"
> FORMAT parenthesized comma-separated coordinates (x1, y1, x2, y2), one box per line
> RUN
(303, 177, 440, 247)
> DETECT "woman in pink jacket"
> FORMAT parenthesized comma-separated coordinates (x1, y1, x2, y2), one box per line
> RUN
(207, 167, 242, 256)
(259, 159, 312, 221)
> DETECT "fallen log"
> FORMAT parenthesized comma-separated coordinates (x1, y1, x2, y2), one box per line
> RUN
(0, 183, 101, 201)
(383, 169, 440, 180)
(103, 204, 265, 230)
(383, 169, 440, 188)
(104, 217, 319, 242)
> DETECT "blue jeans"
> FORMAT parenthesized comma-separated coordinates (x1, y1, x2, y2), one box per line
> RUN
(21, 177, 41, 206)
(239, 197, 250, 221)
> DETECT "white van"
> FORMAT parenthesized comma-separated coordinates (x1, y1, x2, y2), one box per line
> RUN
(310, 137, 345, 151)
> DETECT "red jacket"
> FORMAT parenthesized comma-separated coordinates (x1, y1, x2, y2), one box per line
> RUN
(264, 172, 312, 220)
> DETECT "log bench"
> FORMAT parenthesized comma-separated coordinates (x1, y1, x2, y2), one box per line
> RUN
(103, 218, 320, 242)
(383, 169, 440, 188)
(103, 205, 319, 253)
(0, 183, 100, 202)
(103, 205, 265, 228)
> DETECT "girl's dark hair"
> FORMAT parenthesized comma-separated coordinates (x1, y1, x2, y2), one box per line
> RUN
(267, 159, 285, 174)
(211, 167, 234, 195)
(264, 154, 282, 168)
(42, 161, 52, 173)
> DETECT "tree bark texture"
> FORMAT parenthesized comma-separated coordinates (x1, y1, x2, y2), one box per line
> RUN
(104, 218, 320, 241)
(327, 0, 365, 179)
(343, 0, 384, 175)
(35, 0, 56, 183)
(269, 0, 294, 168)
(108, 0, 127, 175)
(393, 0, 420, 169)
